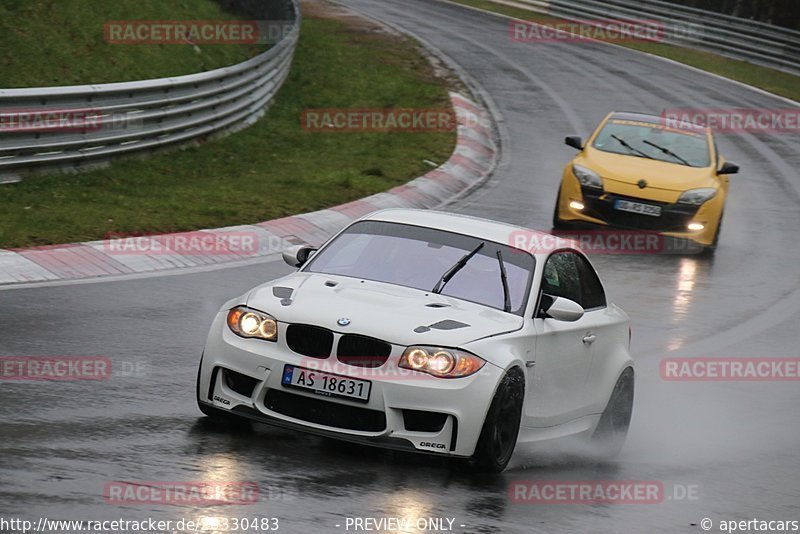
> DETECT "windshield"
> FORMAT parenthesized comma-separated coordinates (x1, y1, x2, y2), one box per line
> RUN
(304, 220, 535, 315)
(592, 119, 710, 167)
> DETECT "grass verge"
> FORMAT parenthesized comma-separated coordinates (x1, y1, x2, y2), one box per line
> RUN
(447, 0, 800, 102)
(0, 0, 263, 88)
(0, 5, 456, 248)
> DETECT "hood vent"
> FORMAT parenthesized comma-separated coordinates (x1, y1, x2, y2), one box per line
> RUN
(273, 287, 294, 298)
(415, 319, 470, 333)
(429, 320, 469, 330)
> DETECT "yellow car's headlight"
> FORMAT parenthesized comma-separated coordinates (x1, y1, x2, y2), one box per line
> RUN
(677, 187, 717, 206)
(227, 306, 278, 341)
(399, 346, 486, 378)
(572, 164, 603, 190)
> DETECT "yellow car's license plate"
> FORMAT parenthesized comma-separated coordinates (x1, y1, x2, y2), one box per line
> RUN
(614, 199, 662, 217)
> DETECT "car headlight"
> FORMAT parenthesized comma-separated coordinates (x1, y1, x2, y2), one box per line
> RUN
(399, 346, 486, 378)
(677, 187, 717, 206)
(227, 306, 278, 341)
(572, 164, 603, 190)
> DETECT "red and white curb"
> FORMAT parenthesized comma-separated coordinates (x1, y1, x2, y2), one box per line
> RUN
(0, 92, 496, 286)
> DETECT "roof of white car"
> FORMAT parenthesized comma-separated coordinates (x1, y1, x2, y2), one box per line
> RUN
(362, 209, 576, 256)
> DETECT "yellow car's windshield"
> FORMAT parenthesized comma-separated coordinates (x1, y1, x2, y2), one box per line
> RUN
(592, 119, 710, 168)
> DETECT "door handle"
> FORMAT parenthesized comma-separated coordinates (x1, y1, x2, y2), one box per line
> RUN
(582, 334, 596, 344)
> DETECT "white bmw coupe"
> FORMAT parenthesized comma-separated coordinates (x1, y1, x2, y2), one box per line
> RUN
(197, 209, 634, 472)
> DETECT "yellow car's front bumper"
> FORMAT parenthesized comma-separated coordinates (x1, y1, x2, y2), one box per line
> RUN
(555, 172, 724, 248)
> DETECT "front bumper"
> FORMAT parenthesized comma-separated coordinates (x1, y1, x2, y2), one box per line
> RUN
(198, 311, 504, 457)
(557, 177, 722, 247)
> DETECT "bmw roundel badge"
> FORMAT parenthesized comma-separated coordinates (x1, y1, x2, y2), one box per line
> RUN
(337, 317, 351, 327)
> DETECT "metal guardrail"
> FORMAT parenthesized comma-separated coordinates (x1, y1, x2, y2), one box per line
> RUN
(494, 0, 800, 75)
(0, 0, 300, 184)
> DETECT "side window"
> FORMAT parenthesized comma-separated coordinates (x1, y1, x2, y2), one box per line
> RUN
(575, 254, 607, 309)
(541, 252, 581, 304)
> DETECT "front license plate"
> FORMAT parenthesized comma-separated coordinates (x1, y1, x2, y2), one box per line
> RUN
(281, 364, 371, 402)
(614, 199, 662, 217)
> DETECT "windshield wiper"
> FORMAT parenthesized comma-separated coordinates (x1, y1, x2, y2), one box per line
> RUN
(432, 242, 485, 294)
(611, 134, 653, 159)
(496, 250, 511, 313)
(642, 139, 690, 166)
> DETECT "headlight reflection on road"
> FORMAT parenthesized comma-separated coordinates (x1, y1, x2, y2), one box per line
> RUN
(667, 257, 699, 351)
(386, 491, 431, 533)
(198, 453, 240, 483)
(197, 516, 222, 532)
(194, 454, 254, 514)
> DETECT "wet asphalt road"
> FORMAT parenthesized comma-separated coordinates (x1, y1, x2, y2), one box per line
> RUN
(2, 0, 800, 532)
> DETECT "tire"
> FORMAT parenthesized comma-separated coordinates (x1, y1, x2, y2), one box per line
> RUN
(472, 367, 525, 473)
(590, 367, 634, 459)
(552, 185, 568, 230)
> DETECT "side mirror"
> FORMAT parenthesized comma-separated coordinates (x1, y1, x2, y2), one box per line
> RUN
(718, 161, 739, 175)
(542, 295, 585, 322)
(282, 245, 317, 268)
(565, 136, 583, 150)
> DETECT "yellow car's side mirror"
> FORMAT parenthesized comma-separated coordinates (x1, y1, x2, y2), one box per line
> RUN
(565, 136, 583, 150)
(718, 161, 739, 175)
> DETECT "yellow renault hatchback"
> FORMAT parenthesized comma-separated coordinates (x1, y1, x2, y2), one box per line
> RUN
(553, 112, 739, 252)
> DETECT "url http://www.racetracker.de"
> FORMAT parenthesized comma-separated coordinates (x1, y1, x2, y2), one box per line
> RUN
(0, 517, 280, 534)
